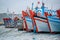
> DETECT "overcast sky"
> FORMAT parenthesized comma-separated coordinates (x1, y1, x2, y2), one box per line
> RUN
(0, 0, 60, 14)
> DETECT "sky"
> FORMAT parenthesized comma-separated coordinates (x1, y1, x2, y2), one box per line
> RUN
(0, 0, 60, 14)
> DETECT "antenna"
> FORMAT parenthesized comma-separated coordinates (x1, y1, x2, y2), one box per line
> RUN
(42, 0, 43, 4)
(7, 8, 9, 13)
(50, 5, 52, 14)
(7, 8, 10, 18)
(32, 3, 34, 10)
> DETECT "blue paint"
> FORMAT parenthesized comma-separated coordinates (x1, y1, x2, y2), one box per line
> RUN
(48, 16, 60, 23)
(33, 25, 36, 33)
(26, 17, 36, 33)
(41, 3, 45, 16)
(32, 20, 36, 33)
(31, 2, 56, 16)
(25, 17, 32, 22)
(26, 19, 32, 22)
(35, 7, 39, 14)
(34, 3, 45, 16)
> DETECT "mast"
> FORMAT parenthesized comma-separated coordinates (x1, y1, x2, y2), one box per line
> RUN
(41, 0, 45, 16)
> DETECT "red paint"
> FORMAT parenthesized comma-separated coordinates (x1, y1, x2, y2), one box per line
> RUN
(56, 9, 60, 18)
(3, 18, 11, 20)
(22, 11, 32, 31)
